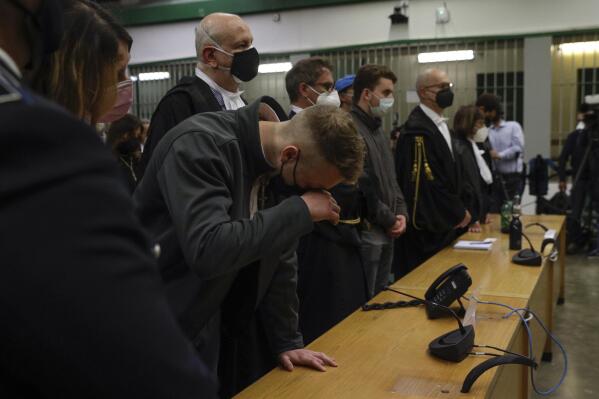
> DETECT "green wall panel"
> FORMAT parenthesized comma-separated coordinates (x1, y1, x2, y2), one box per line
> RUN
(109, 0, 374, 26)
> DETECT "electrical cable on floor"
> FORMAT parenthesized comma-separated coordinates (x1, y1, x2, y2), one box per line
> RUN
(468, 295, 568, 396)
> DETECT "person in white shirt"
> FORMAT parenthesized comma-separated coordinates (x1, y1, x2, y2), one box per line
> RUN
(476, 93, 525, 211)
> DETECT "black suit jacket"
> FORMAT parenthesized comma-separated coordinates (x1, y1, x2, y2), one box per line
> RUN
(139, 76, 224, 177)
(0, 64, 216, 398)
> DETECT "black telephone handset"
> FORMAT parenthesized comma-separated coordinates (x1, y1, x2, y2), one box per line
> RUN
(424, 264, 472, 319)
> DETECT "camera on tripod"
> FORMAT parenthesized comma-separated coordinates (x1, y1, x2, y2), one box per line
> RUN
(582, 95, 599, 143)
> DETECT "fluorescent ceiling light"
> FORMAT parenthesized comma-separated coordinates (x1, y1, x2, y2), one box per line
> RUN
(584, 94, 599, 105)
(137, 71, 171, 81)
(417, 50, 474, 64)
(258, 62, 293, 74)
(558, 41, 599, 54)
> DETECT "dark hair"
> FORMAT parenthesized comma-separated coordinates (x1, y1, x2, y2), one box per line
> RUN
(285, 57, 333, 102)
(35, 0, 120, 122)
(353, 64, 397, 104)
(82, 0, 133, 50)
(475, 93, 502, 113)
(579, 102, 590, 113)
(453, 105, 484, 138)
(106, 114, 144, 150)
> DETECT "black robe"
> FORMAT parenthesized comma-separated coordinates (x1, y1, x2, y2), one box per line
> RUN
(454, 136, 489, 225)
(296, 184, 369, 345)
(138, 76, 224, 178)
(283, 110, 368, 345)
(394, 106, 466, 275)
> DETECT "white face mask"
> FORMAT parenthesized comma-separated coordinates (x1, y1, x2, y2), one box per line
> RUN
(473, 126, 489, 143)
(370, 92, 394, 117)
(307, 86, 341, 108)
(576, 121, 585, 130)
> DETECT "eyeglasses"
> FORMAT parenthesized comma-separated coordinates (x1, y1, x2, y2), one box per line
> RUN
(310, 82, 334, 93)
(424, 82, 454, 90)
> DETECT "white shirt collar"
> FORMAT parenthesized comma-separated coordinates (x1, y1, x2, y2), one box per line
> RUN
(290, 104, 305, 115)
(195, 67, 243, 99)
(0, 47, 22, 78)
(419, 103, 447, 126)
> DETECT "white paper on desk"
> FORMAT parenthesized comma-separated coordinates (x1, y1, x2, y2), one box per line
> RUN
(453, 238, 496, 251)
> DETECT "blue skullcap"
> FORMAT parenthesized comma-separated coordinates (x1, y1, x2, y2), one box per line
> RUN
(335, 74, 355, 93)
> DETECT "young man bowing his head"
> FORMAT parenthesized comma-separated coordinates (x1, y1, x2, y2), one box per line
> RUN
(134, 97, 365, 395)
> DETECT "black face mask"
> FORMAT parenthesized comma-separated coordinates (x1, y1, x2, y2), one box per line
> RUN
(9, 0, 64, 58)
(583, 112, 598, 128)
(229, 47, 259, 82)
(436, 88, 454, 109)
(117, 138, 141, 155)
(278, 149, 306, 195)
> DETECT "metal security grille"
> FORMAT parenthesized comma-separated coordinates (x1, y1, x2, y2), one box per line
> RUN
(130, 39, 524, 135)
(130, 60, 195, 120)
(129, 55, 288, 120)
(552, 32, 599, 158)
(476, 71, 524, 125)
(315, 39, 524, 134)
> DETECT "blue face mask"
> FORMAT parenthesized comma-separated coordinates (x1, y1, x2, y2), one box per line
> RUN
(370, 92, 394, 117)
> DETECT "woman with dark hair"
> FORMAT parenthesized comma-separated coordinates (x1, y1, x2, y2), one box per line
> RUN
(33, 0, 132, 124)
(453, 105, 494, 232)
(106, 114, 144, 192)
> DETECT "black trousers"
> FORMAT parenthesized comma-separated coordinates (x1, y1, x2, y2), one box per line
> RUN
(567, 179, 591, 245)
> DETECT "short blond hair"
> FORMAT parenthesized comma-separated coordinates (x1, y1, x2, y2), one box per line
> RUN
(286, 106, 365, 182)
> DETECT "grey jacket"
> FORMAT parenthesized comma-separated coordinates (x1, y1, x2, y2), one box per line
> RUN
(134, 97, 311, 354)
(351, 105, 408, 230)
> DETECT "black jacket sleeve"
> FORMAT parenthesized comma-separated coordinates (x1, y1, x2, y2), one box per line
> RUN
(259, 247, 305, 354)
(394, 185, 409, 220)
(157, 134, 314, 281)
(0, 104, 216, 398)
(558, 130, 576, 182)
(396, 134, 466, 233)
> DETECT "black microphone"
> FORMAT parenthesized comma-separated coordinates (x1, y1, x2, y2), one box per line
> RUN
(512, 231, 542, 266)
(383, 287, 475, 362)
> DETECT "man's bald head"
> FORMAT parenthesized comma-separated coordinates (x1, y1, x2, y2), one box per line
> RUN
(416, 68, 453, 113)
(416, 68, 449, 93)
(195, 13, 253, 61)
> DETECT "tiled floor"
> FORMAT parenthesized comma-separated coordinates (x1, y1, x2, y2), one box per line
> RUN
(533, 254, 599, 398)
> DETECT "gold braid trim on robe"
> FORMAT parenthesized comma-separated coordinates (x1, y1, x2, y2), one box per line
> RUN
(410, 136, 434, 230)
(338, 217, 361, 225)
